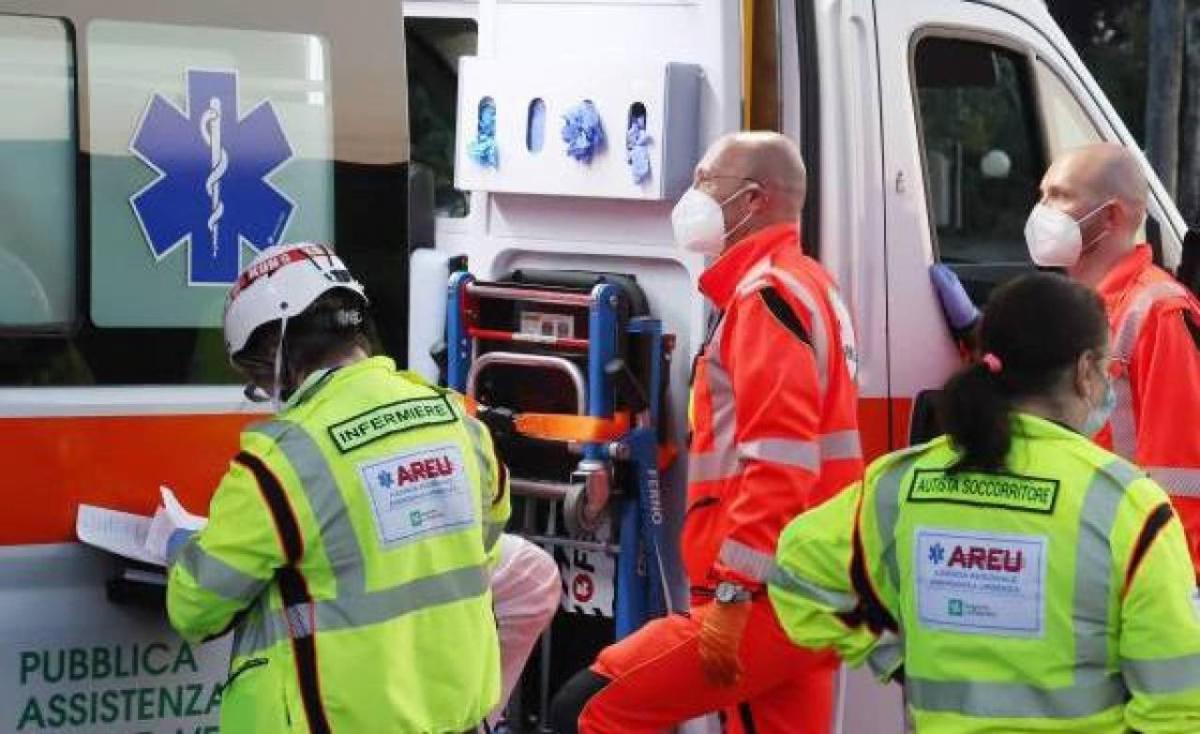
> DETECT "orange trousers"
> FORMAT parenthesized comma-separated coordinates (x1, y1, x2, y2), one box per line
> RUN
(579, 599, 839, 733)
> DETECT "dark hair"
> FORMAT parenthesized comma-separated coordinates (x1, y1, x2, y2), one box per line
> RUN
(235, 289, 373, 388)
(936, 272, 1108, 471)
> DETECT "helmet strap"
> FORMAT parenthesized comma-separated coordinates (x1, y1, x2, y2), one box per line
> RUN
(272, 312, 289, 412)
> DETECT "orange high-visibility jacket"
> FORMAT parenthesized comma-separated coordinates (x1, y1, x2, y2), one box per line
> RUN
(683, 223, 864, 592)
(1095, 244, 1200, 570)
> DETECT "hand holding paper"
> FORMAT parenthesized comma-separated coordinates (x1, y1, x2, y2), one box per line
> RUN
(144, 486, 207, 564)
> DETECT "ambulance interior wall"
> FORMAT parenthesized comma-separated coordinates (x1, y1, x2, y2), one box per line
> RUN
(420, 0, 743, 613)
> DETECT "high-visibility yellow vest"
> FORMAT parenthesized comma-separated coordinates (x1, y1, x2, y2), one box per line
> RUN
(770, 413, 1200, 733)
(167, 356, 509, 733)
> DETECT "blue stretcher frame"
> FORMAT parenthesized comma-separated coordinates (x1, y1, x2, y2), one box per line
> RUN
(444, 271, 668, 638)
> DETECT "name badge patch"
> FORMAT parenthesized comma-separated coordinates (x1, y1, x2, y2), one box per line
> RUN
(908, 469, 1059, 514)
(358, 444, 475, 548)
(916, 528, 1047, 638)
(329, 395, 456, 453)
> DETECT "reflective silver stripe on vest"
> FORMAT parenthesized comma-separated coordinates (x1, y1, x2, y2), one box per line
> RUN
(484, 522, 505, 553)
(176, 540, 267, 603)
(231, 594, 274, 660)
(462, 413, 502, 550)
(689, 313, 739, 483)
(718, 538, 776, 582)
(1123, 652, 1200, 694)
(234, 564, 490, 658)
(462, 413, 497, 497)
(906, 675, 1127, 719)
(821, 430, 863, 461)
(252, 421, 367, 594)
(1146, 466, 1200, 497)
(284, 601, 316, 639)
(867, 631, 905, 680)
(1073, 461, 1138, 686)
(738, 438, 819, 471)
(1109, 280, 1188, 459)
(872, 450, 927, 590)
(768, 563, 857, 613)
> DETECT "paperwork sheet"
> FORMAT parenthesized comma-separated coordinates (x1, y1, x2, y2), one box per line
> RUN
(76, 487, 207, 567)
(76, 504, 163, 566)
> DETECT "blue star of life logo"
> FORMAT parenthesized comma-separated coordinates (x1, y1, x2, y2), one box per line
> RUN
(377, 470, 394, 489)
(928, 543, 946, 565)
(130, 69, 295, 285)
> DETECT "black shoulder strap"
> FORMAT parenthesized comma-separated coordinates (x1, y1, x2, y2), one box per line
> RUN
(757, 286, 812, 346)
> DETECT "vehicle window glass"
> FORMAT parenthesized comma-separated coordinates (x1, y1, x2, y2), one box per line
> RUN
(914, 37, 1045, 274)
(88, 21, 335, 329)
(0, 17, 75, 332)
(1035, 60, 1103, 155)
(405, 17, 477, 218)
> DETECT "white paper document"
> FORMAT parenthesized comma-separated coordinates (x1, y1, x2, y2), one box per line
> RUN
(77, 486, 208, 567)
(76, 504, 164, 566)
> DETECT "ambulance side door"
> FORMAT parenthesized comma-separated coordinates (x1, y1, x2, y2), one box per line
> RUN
(871, 0, 1168, 442)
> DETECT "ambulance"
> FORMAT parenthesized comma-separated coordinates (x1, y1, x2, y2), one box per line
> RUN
(0, 0, 1189, 732)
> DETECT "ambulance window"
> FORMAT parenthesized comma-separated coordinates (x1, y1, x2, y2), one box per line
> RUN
(0, 17, 76, 332)
(1035, 60, 1103, 155)
(914, 37, 1045, 297)
(406, 17, 477, 218)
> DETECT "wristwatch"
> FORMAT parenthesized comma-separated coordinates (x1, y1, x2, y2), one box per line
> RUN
(714, 581, 752, 604)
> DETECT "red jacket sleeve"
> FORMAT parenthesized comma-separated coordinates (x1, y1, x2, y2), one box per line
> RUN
(713, 286, 824, 589)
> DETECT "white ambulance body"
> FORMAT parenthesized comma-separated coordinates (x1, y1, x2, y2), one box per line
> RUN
(0, 0, 1186, 732)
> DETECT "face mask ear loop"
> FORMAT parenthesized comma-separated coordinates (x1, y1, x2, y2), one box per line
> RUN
(1078, 200, 1113, 254)
(720, 183, 761, 244)
(272, 312, 289, 412)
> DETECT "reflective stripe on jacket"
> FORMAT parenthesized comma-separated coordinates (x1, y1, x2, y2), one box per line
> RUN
(683, 222, 863, 591)
(770, 413, 1200, 733)
(1094, 244, 1200, 572)
(167, 356, 509, 733)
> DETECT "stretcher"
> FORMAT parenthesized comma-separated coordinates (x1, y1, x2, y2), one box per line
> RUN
(444, 268, 675, 729)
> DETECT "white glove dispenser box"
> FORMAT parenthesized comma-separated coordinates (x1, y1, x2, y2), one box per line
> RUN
(454, 58, 702, 201)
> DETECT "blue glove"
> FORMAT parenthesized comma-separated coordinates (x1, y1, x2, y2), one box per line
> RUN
(626, 116, 651, 184)
(929, 264, 980, 334)
(165, 529, 196, 566)
(562, 101, 606, 163)
(468, 99, 499, 168)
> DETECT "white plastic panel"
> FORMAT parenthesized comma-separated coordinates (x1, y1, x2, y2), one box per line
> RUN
(455, 58, 701, 200)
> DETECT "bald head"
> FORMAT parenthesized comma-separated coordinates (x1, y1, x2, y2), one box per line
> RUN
(698, 132, 808, 216)
(1043, 142, 1147, 214)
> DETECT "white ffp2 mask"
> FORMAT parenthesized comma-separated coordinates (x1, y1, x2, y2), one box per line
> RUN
(670, 185, 757, 256)
(1023, 202, 1108, 268)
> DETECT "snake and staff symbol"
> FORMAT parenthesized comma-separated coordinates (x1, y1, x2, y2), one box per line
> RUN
(199, 97, 228, 258)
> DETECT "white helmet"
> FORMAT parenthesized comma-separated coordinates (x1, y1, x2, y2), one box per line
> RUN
(223, 242, 367, 358)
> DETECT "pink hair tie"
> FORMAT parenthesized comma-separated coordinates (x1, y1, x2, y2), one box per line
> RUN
(981, 353, 1003, 374)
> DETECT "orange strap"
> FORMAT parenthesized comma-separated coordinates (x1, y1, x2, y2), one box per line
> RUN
(515, 412, 630, 443)
(462, 395, 631, 443)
